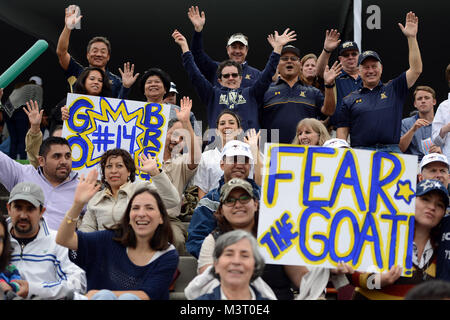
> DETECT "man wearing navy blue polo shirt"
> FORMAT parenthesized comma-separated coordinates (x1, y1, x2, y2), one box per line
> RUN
(316, 30, 362, 130)
(336, 11, 423, 152)
(261, 45, 340, 144)
(56, 5, 138, 98)
(187, 6, 261, 88)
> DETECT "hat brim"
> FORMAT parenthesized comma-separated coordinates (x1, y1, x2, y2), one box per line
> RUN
(8, 195, 41, 208)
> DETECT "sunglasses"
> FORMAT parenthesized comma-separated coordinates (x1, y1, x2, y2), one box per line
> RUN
(341, 52, 358, 58)
(222, 73, 240, 79)
(223, 194, 252, 207)
(280, 56, 300, 62)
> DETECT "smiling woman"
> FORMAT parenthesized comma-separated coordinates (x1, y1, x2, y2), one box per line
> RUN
(56, 171, 179, 300)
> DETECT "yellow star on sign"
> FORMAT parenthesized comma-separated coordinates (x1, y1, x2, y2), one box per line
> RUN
(394, 180, 415, 205)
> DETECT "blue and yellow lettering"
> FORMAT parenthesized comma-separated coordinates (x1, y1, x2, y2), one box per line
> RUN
(404, 215, 415, 276)
(380, 211, 409, 269)
(369, 152, 402, 214)
(302, 147, 336, 207)
(259, 212, 298, 259)
(67, 98, 94, 132)
(353, 212, 383, 269)
(299, 207, 330, 262)
(329, 150, 366, 211)
(328, 209, 360, 263)
(68, 136, 89, 168)
(265, 145, 305, 206)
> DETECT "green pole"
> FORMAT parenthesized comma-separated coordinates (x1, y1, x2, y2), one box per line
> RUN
(0, 39, 48, 88)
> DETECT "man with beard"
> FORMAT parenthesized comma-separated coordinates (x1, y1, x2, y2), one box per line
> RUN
(0, 136, 79, 230)
(161, 97, 201, 254)
(5, 182, 86, 299)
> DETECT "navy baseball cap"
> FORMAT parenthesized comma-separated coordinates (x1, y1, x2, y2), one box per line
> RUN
(281, 45, 301, 58)
(416, 179, 449, 208)
(358, 50, 382, 66)
(338, 41, 359, 56)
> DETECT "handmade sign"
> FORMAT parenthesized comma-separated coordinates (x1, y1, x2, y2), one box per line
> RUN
(62, 93, 170, 181)
(257, 144, 418, 276)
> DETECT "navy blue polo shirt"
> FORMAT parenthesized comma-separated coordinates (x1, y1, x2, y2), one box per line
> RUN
(337, 72, 408, 148)
(65, 57, 129, 98)
(261, 78, 325, 143)
(329, 70, 362, 127)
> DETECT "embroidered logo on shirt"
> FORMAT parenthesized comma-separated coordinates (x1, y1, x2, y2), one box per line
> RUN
(274, 91, 281, 95)
(245, 74, 251, 80)
(381, 92, 387, 99)
(355, 98, 362, 103)
(219, 91, 247, 110)
(299, 91, 306, 97)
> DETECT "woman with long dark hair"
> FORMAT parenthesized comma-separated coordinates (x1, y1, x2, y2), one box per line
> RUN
(56, 169, 178, 300)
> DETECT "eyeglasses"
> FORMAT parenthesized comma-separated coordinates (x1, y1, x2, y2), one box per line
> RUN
(223, 195, 252, 207)
(341, 52, 358, 58)
(280, 56, 300, 62)
(222, 73, 240, 79)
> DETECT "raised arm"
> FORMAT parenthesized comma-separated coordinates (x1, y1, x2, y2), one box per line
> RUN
(56, 5, 82, 71)
(56, 169, 101, 250)
(320, 61, 342, 115)
(187, 6, 205, 33)
(24, 100, 43, 168)
(316, 29, 341, 78)
(119, 62, 140, 90)
(267, 28, 297, 54)
(175, 96, 202, 170)
(398, 11, 422, 88)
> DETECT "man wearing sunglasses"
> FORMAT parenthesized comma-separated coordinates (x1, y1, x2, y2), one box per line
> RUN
(316, 33, 363, 131)
(186, 140, 260, 258)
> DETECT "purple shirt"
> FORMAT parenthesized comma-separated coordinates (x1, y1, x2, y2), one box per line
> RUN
(0, 151, 79, 230)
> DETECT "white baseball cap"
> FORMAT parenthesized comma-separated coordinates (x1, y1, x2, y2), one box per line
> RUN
(419, 153, 449, 171)
(323, 138, 350, 149)
(227, 34, 248, 47)
(29, 76, 42, 86)
(221, 140, 253, 161)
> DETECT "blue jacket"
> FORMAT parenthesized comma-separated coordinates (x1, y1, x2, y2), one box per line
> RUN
(196, 284, 270, 300)
(186, 176, 261, 258)
(182, 50, 280, 132)
(191, 31, 261, 88)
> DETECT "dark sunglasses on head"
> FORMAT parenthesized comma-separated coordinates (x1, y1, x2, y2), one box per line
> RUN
(223, 194, 252, 207)
(341, 52, 358, 58)
(222, 73, 240, 79)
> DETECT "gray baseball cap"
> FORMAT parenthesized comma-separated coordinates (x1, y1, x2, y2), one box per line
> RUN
(8, 182, 45, 208)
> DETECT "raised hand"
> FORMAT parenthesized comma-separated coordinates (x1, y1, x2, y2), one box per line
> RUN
(138, 153, 160, 176)
(175, 96, 192, 123)
(187, 6, 206, 32)
(74, 169, 101, 206)
(324, 29, 341, 52)
(398, 11, 418, 38)
(268, 28, 297, 51)
(172, 29, 189, 53)
(323, 61, 343, 85)
(24, 100, 43, 129)
(65, 5, 82, 30)
(244, 128, 261, 150)
(119, 62, 140, 89)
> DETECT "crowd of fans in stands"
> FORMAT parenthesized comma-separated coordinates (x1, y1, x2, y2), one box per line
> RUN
(0, 5, 449, 301)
